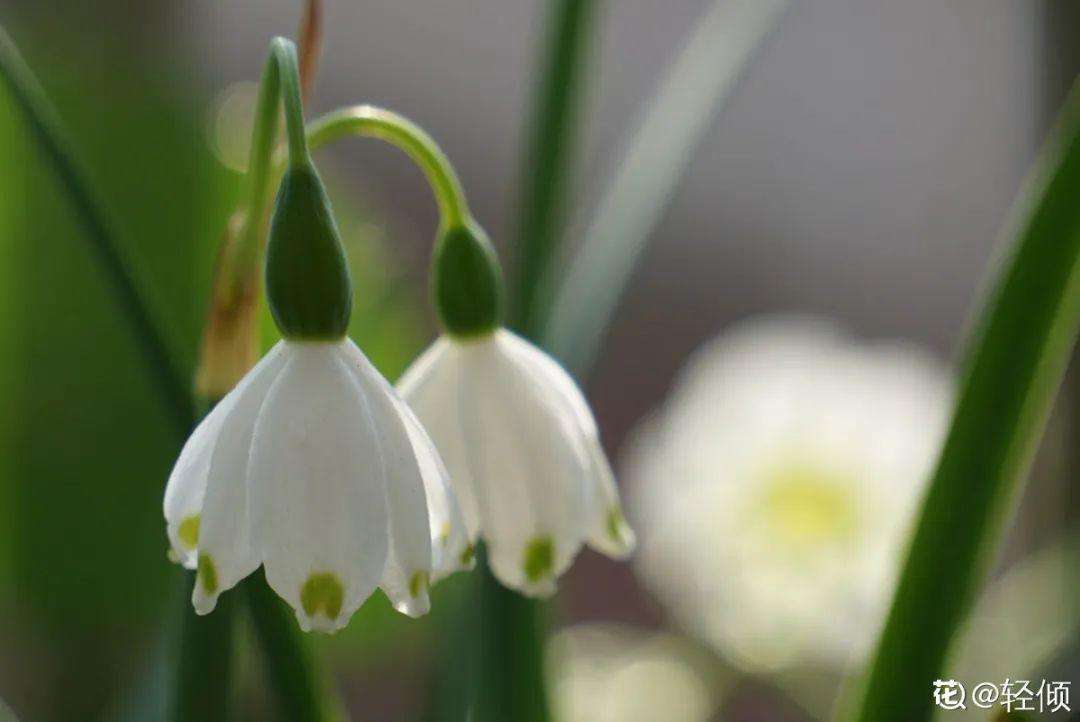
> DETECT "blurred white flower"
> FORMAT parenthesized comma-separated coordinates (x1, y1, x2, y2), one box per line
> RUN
(547, 624, 719, 722)
(398, 329, 635, 596)
(164, 339, 470, 632)
(627, 316, 951, 671)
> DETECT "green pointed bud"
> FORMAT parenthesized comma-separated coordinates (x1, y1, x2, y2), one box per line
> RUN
(432, 219, 504, 338)
(265, 161, 352, 339)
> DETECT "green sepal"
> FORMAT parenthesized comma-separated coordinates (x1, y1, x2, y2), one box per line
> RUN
(433, 219, 504, 338)
(265, 162, 352, 339)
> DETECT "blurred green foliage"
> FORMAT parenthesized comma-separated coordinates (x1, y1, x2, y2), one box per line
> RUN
(0, 26, 232, 721)
(0, 21, 428, 722)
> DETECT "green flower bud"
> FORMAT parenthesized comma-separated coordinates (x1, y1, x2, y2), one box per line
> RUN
(432, 219, 504, 338)
(265, 162, 352, 340)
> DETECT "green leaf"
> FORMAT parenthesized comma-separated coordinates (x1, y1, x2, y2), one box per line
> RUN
(538, 0, 788, 375)
(0, 24, 196, 434)
(512, 0, 597, 336)
(850, 80, 1080, 722)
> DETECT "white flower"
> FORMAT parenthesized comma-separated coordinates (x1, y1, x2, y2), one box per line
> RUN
(547, 624, 718, 722)
(164, 338, 470, 632)
(397, 329, 635, 596)
(627, 316, 951, 671)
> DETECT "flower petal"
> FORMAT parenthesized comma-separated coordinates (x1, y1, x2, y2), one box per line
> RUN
(338, 339, 433, 618)
(496, 330, 597, 434)
(496, 330, 635, 558)
(397, 338, 482, 540)
(460, 337, 590, 596)
(163, 345, 282, 569)
(580, 441, 637, 558)
(192, 342, 288, 614)
(398, 397, 472, 581)
(249, 343, 389, 633)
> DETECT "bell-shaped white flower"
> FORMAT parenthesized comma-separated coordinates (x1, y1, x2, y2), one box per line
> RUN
(397, 328, 635, 596)
(164, 338, 471, 632)
(167, 130, 471, 632)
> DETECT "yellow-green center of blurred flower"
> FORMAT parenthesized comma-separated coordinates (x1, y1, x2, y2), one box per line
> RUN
(757, 463, 857, 546)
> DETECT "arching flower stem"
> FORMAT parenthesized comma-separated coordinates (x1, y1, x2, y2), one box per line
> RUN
(300, 105, 470, 229)
(230, 38, 312, 289)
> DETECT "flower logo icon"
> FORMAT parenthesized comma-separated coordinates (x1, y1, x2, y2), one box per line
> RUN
(933, 679, 967, 710)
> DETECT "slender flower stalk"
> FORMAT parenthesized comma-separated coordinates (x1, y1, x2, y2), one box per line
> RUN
(302, 106, 469, 228)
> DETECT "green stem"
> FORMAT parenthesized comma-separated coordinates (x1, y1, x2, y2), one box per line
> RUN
(850, 79, 1080, 722)
(303, 106, 469, 228)
(472, 547, 551, 722)
(513, 0, 596, 335)
(171, 571, 236, 722)
(0, 24, 194, 436)
(234, 37, 311, 284)
(242, 571, 330, 722)
(231, 102, 471, 295)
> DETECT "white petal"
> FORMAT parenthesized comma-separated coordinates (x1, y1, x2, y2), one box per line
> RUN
(163, 346, 279, 569)
(496, 330, 597, 435)
(249, 343, 389, 633)
(397, 338, 482, 540)
(398, 398, 472, 582)
(191, 342, 288, 614)
(338, 339, 433, 618)
(497, 330, 635, 558)
(581, 441, 637, 558)
(460, 336, 590, 596)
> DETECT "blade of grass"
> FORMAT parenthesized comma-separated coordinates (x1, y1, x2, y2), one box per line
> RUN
(0, 24, 194, 435)
(850, 79, 1080, 722)
(538, 0, 788, 375)
(513, 0, 597, 335)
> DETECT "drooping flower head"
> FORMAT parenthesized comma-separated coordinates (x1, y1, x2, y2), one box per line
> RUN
(397, 220, 635, 596)
(164, 40, 468, 631)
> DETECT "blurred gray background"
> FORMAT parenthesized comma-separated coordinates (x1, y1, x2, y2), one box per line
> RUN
(176, 0, 1078, 440)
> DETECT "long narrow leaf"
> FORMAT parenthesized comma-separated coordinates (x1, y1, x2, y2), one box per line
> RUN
(0, 25, 194, 434)
(513, 0, 597, 335)
(539, 0, 788, 374)
(851, 80, 1080, 722)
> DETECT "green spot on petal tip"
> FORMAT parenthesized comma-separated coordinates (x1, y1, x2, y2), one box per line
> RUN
(460, 543, 476, 566)
(178, 514, 200, 550)
(523, 536, 554, 583)
(606, 506, 629, 545)
(197, 553, 218, 595)
(409, 571, 430, 598)
(300, 572, 344, 621)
